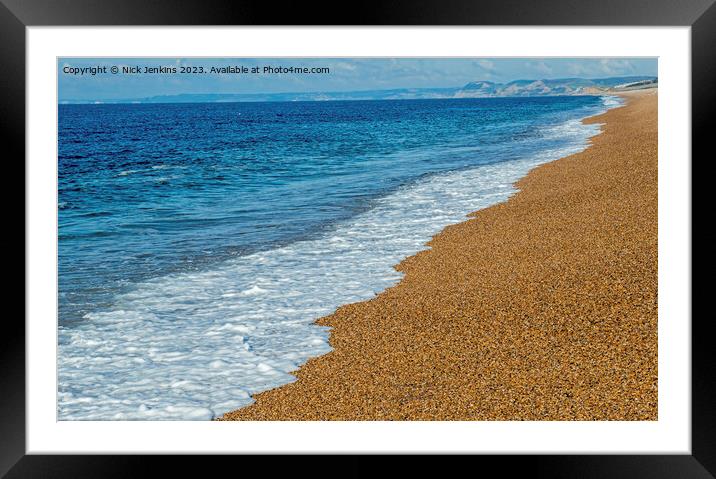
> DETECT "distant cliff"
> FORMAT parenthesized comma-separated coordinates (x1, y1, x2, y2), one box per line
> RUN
(455, 76, 657, 98)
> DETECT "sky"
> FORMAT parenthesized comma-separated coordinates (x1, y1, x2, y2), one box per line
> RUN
(58, 58, 658, 102)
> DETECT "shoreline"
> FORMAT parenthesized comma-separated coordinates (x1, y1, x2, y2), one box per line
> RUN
(219, 89, 658, 421)
(58, 95, 613, 421)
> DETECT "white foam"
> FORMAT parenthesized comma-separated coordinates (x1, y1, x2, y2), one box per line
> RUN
(600, 94, 624, 109)
(58, 105, 612, 420)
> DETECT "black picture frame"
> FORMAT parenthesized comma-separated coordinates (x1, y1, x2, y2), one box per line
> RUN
(5, 0, 714, 476)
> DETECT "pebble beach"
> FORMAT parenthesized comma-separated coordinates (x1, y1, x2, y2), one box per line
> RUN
(220, 89, 658, 421)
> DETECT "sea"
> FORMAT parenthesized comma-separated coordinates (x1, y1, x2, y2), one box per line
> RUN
(58, 95, 621, 420)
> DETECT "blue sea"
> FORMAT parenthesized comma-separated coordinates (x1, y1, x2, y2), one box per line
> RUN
(58, 96, 619, 420)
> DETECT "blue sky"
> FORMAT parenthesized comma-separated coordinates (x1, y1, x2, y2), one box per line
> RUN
(58, 58, 657, 101)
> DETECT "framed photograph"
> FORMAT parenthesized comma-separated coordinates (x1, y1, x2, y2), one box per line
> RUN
(6, 0, 714, 475)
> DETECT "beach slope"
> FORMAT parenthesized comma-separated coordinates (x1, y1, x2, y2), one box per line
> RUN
(220, 90, 658, 421)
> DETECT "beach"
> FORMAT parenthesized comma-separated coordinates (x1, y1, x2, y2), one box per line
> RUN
(219, 89, 658, 421)
(59, 93, 616, 420)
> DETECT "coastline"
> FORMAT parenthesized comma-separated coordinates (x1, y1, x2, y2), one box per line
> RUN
(220, 89, 658, 421)
(58, 95, 613, 421)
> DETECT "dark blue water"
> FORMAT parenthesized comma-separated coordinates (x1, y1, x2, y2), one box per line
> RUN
(58, 96, 606, 325)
